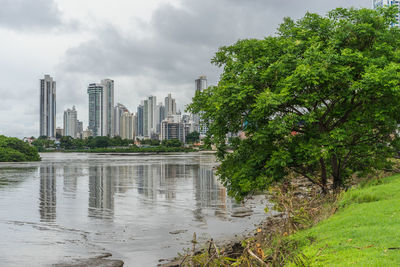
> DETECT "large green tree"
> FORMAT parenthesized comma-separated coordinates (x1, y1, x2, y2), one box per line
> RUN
(188, 7, 400, 199)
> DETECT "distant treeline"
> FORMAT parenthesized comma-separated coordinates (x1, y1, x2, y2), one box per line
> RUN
(32, 135, 197, 153)
(0, 135, 40, 162)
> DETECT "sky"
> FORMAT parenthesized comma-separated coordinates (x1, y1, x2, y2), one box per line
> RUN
(0, 0, 370, 138)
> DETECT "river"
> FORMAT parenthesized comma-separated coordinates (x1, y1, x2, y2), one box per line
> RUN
(0, 152, 267, 266)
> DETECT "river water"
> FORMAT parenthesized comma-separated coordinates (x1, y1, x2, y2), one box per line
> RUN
(0, 152, 267, 266)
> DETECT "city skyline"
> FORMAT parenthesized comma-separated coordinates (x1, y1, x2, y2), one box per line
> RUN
(57, 75, 204, 140)
(0, 0, 369, 138)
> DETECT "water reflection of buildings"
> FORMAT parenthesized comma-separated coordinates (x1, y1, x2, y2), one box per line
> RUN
(88, 166, 114, 219)
(193, 167, 228, 221)
(136, 163, 194, 200)
(88, 165, 136, 219)
(63, 165, 82, 194)
(39, 165, 57, 222)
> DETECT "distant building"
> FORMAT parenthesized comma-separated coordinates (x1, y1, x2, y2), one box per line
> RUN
(193, 75, 208, 136)
(114, 103, 129, 136)
(161, 116, 190, 143)
(195, 75, 207, 92)
(82, 128, 92, 139)
(374, 0, 400, 27)
(63, 106, 77, 138)
(120, 111, 135, 140)
(148, 96, 157, 135)
(87, 79, 114, 137)
(143, 100, 149, 137)
(76, 120, 83, 139)
(137, 104, 144, 137)
(87, 83, 103, 137)
(101, 79, 115, 137)
(155, 102, 165, 134)
(40, 75, 56, 138)
(164, 93, 176, 117)
(56, 127, 64, 137)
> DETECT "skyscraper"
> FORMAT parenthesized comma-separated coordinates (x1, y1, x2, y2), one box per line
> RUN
(114, 103, 129, 137)
(101, 79, 114, 137)
(40, 75, 56, 138)
(193, 75, 208, 136)
(373, 0, 400, 27)
(155, 102, 165, 134)
(143, 100, 149, 137)
(164, 93, 176, 117)
(87, 83, 103, 137)
(137, 105, 144, 137)
(87, 79, 114, 137)
(63, 106, 77, 138)
(148, 96, 157, 135)
(195, 75, 207, 92)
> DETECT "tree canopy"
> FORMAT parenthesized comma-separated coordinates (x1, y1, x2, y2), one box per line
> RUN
(188, 7, 400, 200)
(0, 135, 40, 162)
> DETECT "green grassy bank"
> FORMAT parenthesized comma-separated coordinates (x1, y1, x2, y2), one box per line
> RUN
(288, 175, 400, 266)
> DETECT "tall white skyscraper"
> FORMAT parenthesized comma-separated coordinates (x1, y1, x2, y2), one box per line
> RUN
(40, 75, 56, 138)
(148, 96, 157, 135)
(374, 0, 400, 27)
(101, 79, 114, 137)
(63, 106, 77, 138)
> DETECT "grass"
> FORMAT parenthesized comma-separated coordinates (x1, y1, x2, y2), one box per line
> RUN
(287, 174, 400, 266)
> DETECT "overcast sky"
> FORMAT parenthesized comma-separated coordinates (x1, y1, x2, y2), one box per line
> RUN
(0, 0, 370, 138)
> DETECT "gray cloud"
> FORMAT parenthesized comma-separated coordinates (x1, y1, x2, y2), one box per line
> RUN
(0, 0, 62, 30)
(61, 0, 369, 81)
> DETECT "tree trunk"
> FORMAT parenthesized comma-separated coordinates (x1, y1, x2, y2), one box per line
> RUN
(320, 158, 328, 194)
(331, 154, 341, 191)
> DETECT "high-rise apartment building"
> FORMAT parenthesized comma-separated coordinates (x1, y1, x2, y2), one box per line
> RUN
(143, 100, 149, 137)
(87, 83, 103, 137)
(40, 75, 56, 138)
(120, 111, 135, 140)
(101, 79, 114, 137)
(374, 0, 400, 26)
(87, 79, 114, 137)
(193, 75, 209, 136)
(137, 105, 144, 137)
(63, 106, 77, 138)
(155, 103, 165, 134)
(164, 93, 176, 117)
(195, 75, 207, 92)
(76, 120, 83, 139)
(148, 96, 157, 135)
(114, 103, 129, 137)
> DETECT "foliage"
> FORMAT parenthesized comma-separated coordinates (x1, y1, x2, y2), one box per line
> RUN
(0, 135, 40, 162)
(188, 7, 400, 199)
(139, 139, 161, 146)
(161, 139, 184, 147)
(287, 174, 400, 266)
(186, 131, 200, 144)
(32, 137, 55, 152)
(65, 146, 194, 153)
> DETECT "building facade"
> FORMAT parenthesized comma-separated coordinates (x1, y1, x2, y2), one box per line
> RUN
(87, 79, 114, 137)
(87, 83, 103, 137)
(195, 75, 207, 92)
(164, 93, 176, 117)
(101, 79, 114, 137)
(137, 105, 144, 137)
(40, 75, 56, 138)
(114, 103, 129, 137)
(63, 106, 77, 138)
